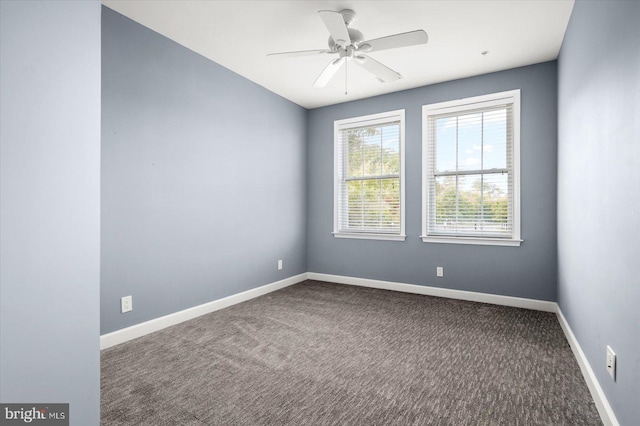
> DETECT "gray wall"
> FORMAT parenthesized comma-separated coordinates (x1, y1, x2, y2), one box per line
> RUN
(557, 1, 640, 424)
(307, 63, 558, 301)
(101, 8, 308, 334)
(0, 1, 101, 425)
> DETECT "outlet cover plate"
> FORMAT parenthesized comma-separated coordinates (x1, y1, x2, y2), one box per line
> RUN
(606, 345, 616, 380)
(121, 295, 133, 313)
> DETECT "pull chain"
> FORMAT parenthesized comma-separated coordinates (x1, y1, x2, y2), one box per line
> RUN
(344, 59, 348, 95)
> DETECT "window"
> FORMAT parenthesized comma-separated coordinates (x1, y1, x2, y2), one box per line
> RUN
(334, 110, 405, 241)
(421, 90, 521, 246)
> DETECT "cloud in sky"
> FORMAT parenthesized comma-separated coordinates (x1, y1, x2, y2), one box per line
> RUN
(473, 143, 494, 152)
(463, 158, 481, 166)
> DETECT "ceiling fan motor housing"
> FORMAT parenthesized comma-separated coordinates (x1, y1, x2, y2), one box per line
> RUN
(328, 28, 364, 51)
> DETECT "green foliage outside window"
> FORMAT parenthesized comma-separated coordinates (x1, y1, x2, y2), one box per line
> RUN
(434, 176, 508, 233)
(345, 125, 400, 231)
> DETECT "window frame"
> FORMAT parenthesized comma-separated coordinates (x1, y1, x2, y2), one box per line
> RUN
(333, 109, 406, 241)
(421, 90, 522, 247)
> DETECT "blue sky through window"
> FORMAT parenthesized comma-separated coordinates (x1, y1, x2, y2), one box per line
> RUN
(434, 108, 508, 193)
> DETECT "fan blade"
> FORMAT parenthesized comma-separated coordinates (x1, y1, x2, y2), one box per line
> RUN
(354, 55, 402, 83)
(313, 57, 345, 87)
(318, 10, 351, 47)
(358, 30, 428, 53)
(266, 49, 333, 59)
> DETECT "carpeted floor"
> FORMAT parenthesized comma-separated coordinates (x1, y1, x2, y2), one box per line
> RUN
(101, 280, 602, 425)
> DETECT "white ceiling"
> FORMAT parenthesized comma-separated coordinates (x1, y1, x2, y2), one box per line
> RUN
(101, 0, 574, 109)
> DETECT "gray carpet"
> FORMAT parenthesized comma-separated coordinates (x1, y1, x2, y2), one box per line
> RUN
(101, 280, 601, 425)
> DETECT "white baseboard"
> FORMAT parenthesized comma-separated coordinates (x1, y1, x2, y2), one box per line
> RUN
(100, 273, 308, 350)
(307, 272, 557, 312)
(101, 272, 553, 349)
(556, 308, 619, 426)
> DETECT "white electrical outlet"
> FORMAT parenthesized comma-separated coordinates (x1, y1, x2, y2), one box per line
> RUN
(277, 260, 283, 270)
(606, 346, 616, 380)
(436, 266, 444, 277)
(121, 295, 133, 313)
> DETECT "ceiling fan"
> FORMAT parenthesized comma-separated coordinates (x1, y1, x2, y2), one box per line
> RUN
(267, 9, 428, 88)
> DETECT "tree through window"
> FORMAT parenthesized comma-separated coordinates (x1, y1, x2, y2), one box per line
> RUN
(334, 110, 405, 241)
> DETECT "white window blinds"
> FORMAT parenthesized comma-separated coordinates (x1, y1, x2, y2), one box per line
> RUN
(334, 110, 405, 241)
(422, 91, 521, 246)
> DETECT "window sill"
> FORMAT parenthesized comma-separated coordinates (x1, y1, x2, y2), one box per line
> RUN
(420, 235, 522, 247)
(333, 232, 406, 242)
